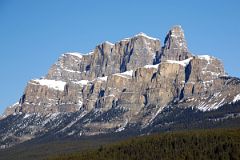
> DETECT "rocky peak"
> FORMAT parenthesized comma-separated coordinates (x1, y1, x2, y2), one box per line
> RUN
(1, 26, 240, 149)
(2, 27, 230, 117)
(46, 33, 161, 82)
(46, 52, 85, 82)
(162, 25, 192, 61)
(131, 32, 159, 41)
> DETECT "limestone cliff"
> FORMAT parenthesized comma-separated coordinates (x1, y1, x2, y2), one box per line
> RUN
(1, 25, 240, 149)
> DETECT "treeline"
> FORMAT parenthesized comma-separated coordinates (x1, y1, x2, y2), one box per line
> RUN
(149, 101, 240, 133)
(48, 128, 240, 160)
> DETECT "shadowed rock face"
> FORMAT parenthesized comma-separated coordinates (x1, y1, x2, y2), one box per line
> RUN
(1, 25, 240, 149)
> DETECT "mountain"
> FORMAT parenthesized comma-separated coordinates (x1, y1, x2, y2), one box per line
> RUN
(1, 25, 240, 149)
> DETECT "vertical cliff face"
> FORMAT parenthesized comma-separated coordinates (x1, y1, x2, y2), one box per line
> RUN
(12, 33, 162, 116)
(2, 25, 237, 117)
(46, 33, 161, 82)
(162, 25, 191, 61)
(3, 25, 237, 118)
(1, 25, 240, 149)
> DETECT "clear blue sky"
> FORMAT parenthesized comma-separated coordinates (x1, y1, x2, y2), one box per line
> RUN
(0, 0, 240, 114)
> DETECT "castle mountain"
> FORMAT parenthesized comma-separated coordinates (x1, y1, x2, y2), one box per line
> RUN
(1, 26, 240, 149)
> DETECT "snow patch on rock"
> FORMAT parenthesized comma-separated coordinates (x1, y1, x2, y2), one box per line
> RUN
(23, 114, 31, 119)
(134, 32, 159, 41)
(197, 55, 212, 61)
(63, 68, 81, 73)
(116, 120, 128, 132)
(9, 102, 19, 108)
(104, 41, 114, 46)
(97, 76, 108, 81)
(73, 80, 89, 86)
(233, 94, 240, 103)
(64, 52, 83, 59)
(114, 70, 133, 79)
(123, 32, 159, 41)
(165, 57, 193, 67)
(31, 79, 66, 91)
(144, 64, 159, 69)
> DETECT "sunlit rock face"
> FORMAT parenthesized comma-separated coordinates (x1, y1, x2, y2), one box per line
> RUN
(1, 25, 240, 149)
(161, 25, 191, 61)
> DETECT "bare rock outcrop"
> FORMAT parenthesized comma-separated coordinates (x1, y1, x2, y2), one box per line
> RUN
(1, 25, 240, 149)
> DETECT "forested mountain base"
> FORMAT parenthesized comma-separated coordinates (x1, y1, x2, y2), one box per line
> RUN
(1, 103, 240, 160)
(2, 25, 240, 151)
(48, 128, 240, 160)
